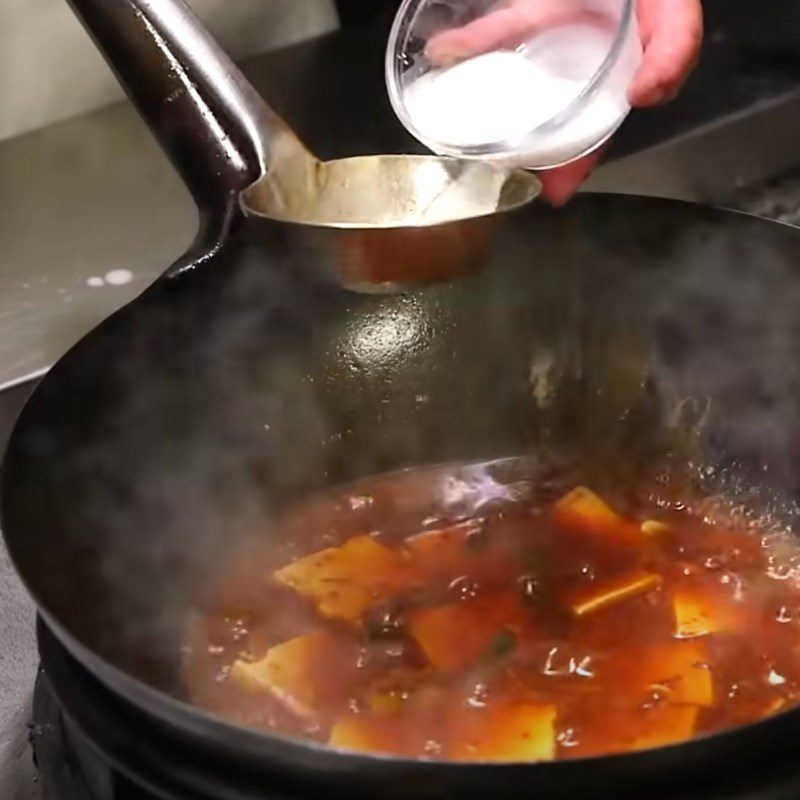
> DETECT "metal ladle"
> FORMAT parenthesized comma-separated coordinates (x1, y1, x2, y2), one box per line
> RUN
(68, 0, 540, 291)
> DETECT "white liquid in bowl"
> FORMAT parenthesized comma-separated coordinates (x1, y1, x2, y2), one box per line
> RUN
(402, 22, 637, 169)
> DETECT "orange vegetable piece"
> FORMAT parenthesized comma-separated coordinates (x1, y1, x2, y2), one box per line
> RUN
(553, 487, 640, 544)
(329, 715, 401, 755)
(408, 594, 531, 671)
(566, 571, 662, 617)
(230, 632, 355, 718)
(274, 536, 414, 625)
(673, 589, 747, 638)
(448, 704, 556, 762)
(630, 640, 713, 706)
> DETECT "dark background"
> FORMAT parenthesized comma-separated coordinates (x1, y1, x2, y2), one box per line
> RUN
(332, 0, 800, 158)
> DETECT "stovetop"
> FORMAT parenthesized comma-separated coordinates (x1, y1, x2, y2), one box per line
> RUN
(20, 653, 800, 800)
(30, 671, 149, 800)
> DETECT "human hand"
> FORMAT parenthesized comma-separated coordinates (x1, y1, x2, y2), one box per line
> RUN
(425, 0, 703, 205)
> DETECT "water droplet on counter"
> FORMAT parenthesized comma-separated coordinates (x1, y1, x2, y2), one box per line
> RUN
(105, 269, 134, 286)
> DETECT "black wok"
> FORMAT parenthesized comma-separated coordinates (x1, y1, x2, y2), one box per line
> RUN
(6, 0, 800, 798)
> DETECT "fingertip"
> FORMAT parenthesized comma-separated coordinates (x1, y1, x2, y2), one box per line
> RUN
(537, 151, 603, 206)
(627, 70, 668, 107)
(539, 178, 577, 207)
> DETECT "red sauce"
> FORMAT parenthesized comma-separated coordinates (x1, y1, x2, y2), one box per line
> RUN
(183, 460, 800, 760)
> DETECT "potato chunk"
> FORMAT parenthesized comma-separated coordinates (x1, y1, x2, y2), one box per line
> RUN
(553, 487, 640, 544)
(274, 536, 413, 625)
(408, 594, 531, 671)
(566, 571, 662, 617)
(448, 704, 556, 762)
(231, 633, 355, 718)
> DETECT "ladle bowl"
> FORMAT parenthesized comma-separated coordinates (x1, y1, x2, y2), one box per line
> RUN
(242, 152, 539, 290)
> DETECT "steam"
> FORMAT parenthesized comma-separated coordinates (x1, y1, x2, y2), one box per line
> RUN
(20, 196, 800, 704)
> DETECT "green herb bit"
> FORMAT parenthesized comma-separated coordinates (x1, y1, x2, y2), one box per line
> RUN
(482, 629, 517, 664)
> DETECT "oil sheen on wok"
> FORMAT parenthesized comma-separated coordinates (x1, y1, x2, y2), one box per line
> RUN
(183, 461, 800, 760)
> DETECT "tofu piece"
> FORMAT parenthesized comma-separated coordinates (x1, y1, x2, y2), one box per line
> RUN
(630, 705, 699, 751)
(366, 669, 431, 716)
(329, 715, 400, 755)
(448, 704, 556, 762)
(673, 589, 746, 638)
(405, 521, 516, 586)
(632, 641, 713, 707)
(762, 698, 787, 718)
(230, 632, 353, 718)
(553, 487, 640, 544)
(405, 521, 483, 579)
(274, 535, 413, 625)
(566, 571, 662, 617)
(569, 702, 699, 758)
(408, 594, 530, 671)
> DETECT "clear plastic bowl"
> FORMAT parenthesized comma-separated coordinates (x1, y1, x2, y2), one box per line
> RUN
(386, 0, 642, 169)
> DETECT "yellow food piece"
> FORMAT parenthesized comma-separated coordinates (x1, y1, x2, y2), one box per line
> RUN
(367, 689, 405, 716)
(329, 715, 400, 755)
(408, 594, 529, 671)
(641, 519, 671, 536)
(673, 589, 745, 638)
(274, 535, 413, 625)
(630, 705, 698, 751)
(632, 641, 713, 707)
(553, 487, 640, 543)
(448, 704, 556, 762)
(366, 670, 430, 716)
(567, 571, 662, 617)
(763, 698, 787, 718)
(231, 633, 341, 718)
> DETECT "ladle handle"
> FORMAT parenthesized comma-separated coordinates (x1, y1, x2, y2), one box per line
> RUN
(65, 0, 309, 215)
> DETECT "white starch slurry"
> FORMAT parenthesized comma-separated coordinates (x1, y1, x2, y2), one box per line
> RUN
(404, 23, 635, 168)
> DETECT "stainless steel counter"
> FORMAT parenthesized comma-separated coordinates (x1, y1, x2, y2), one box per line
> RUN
(0, 103, 196, 391)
